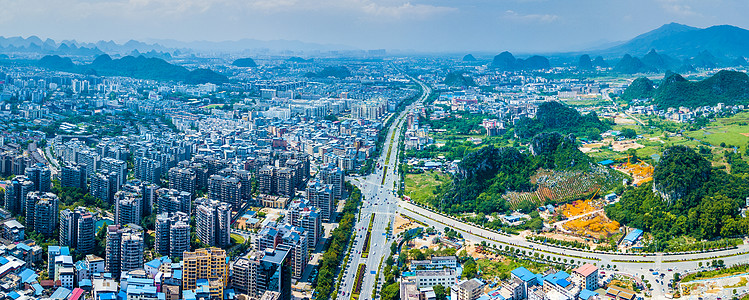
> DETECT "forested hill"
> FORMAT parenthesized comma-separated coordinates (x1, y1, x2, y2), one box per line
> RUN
(620, 70, 749, 108)
(655, 70, 749, 108)
(606, 145, 749, 242)
(37, 54, 228, 84)
(436, 132, 592, 215)
(514, 101, 610, 140)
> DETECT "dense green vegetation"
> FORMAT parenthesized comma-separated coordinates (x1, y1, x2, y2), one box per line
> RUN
(621, 77, 655, 101)
(614, 54, 652, 74)
(491, 51, 550, 71)
(231, 57, 257, 67)
(314, 183, 362, 300)
(514, 101, 610, 139)
(433, 132, 592, 215)
(606, 146, 749, 243)
(577, 54, 593, 70)
(652, 70, 749, 108)
(37, 54, 228, 84)
(443, 71, 476, 87)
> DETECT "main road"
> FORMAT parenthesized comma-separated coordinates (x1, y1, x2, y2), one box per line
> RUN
(338, 71, 430, 299)
(340, 74, 749, 300)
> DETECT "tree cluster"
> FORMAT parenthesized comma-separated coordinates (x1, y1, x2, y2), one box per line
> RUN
(514, 101, 609, 139)
(313, 183, 362, 300)
(606, 146, 749, 242)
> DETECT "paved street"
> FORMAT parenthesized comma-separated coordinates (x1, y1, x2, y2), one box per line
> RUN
(338, 73, 430, 299)
(398, 200, 749, 299)
(335, 78, 749, 300)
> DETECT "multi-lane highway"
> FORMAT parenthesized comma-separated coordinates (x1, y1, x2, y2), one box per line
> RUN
(336, 74, 749, 300)
(338, 72, 430, 299)
(398, 197, 749, 299)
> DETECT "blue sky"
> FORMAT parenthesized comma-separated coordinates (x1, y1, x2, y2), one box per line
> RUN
(1, 0, 748, 52)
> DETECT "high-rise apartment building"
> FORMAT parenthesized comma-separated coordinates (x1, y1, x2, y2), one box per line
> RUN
(24, 163, 51, 193)
(134, 156, 162, 184)
(114, 190, 142, 226)
(231, 249, 290, 300)
(195, 198, 231, 248)
(99, 157, 127, 189)
(287, 200, 322, 250)
(4, 176, 34, 215)
(255, 222, 308, 280)
(306, 181, 335, 222)
(258, 166, 276, 195)
(276, 167, 296, 197)
(61, 162, 87, 190)
(156, 188, 192, 215)
(25, 191, 58, 237)
(155, 212, 190, 259)
(60, 207, 96, 255)
(207, 175, 242, 209)
(105, 224, 144, 278)
(319, 165, 344, 200)
(75, 150, 98, 180)
(168, 167, 196, 197)
(91, 172, 118, 204)
(182, 247, 229, 299)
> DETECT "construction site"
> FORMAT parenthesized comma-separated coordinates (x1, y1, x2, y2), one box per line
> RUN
(612, 156, 653, 186)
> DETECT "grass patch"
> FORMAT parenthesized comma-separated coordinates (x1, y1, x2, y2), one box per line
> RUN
(562, 97, 609, 107)
(404, 171, 450, 205)
(476, 257, 555, 280)
(230, 233, 245, 244)
(682, 264, 749, 283)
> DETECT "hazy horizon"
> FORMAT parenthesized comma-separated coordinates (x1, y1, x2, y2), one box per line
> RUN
(3, 0, 749, 52)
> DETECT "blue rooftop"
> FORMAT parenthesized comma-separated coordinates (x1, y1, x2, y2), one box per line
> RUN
(511, 267, 536, 282)
(16, 243, 31, 251)
(146, 257, 171, 269)
(580, 290, 599, 300)
(543, 271, 570, 287)
(50, 287, 72, 300)
(623, 229, 644, 243)
(183, 290, 197, 300)
(79, 279, 92, 287)
(19, 268, 37, 283)
(599, 159, 615, 166)
(32, 283, 44, 295)
(99, 292, 117, 300)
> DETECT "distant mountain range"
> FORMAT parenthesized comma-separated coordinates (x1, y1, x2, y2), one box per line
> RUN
(0, 35, 355, 58)
(37, 54, 228, 84)
(621, 70, 749, 108)
(600, 23, 749, 58)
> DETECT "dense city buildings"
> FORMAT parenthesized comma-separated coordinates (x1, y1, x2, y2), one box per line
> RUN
(105, 224, 144, 278)
(195, 198, 231, 248)
(25, 191, 58, 237)
(168, 166, 196, 196)
(61, 162, 87, 190)
(182, 247, 228, 299)
(154, 212, 190, 259)
(156, 188, 192, 215)
(59, 207, 96, 255)
(231, 249, 290, 300)
(4, 176, 33, 215)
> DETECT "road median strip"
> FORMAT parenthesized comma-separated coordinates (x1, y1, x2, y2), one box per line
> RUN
(400, 205, 599, 261)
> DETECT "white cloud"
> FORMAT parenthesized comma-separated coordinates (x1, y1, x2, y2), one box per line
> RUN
(503, 10, 559, 23)
(658, 0, 700, 17)
(359, 2, 456, 19)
